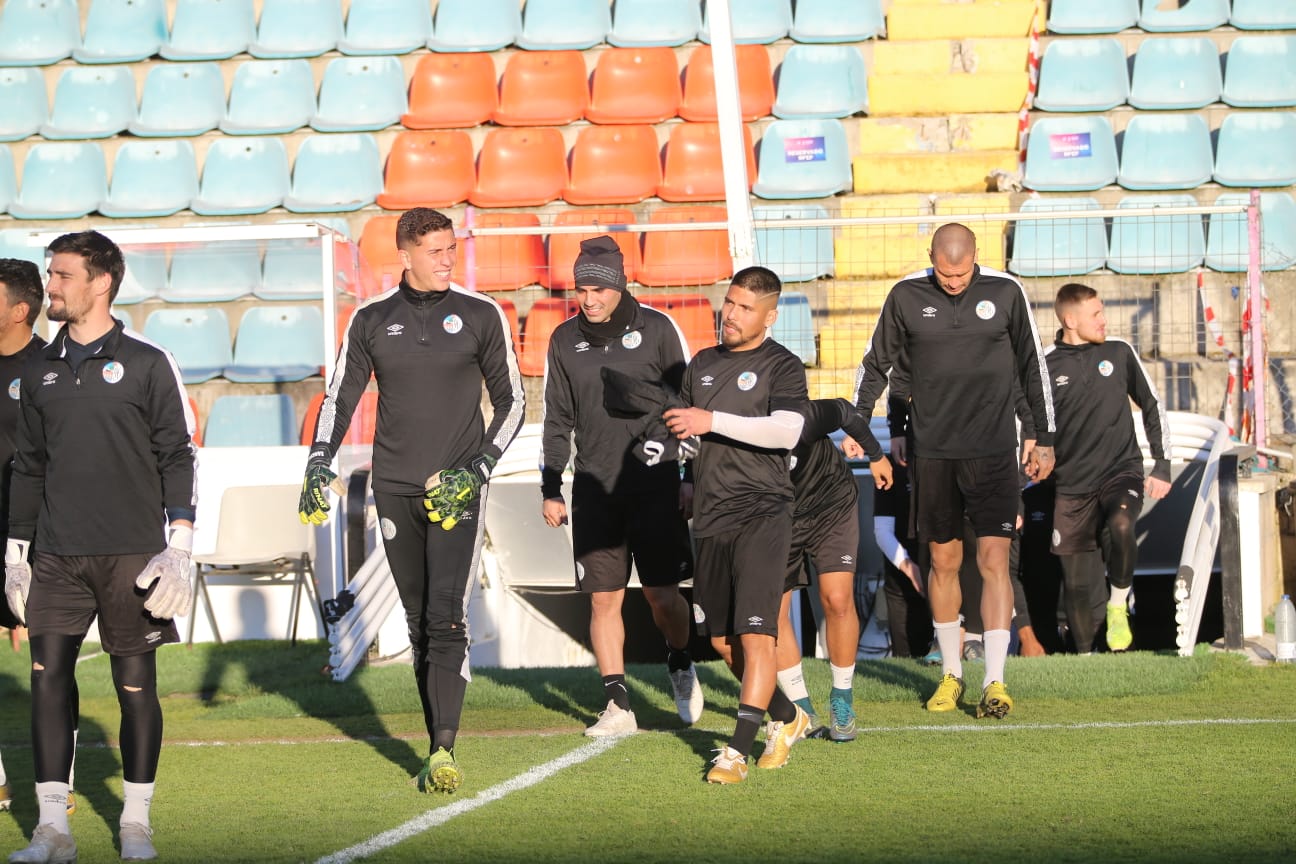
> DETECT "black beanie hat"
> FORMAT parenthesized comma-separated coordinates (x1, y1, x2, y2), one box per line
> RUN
(573, 235, 627, 291)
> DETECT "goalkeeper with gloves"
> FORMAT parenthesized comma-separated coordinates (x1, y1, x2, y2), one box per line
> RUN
(300, 208, 523, 795)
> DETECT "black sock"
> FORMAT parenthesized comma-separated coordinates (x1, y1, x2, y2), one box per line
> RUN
(432, 729, 456, 754)
(730, 703, 765, 757)
(603, 674, 631, 711)
(666, 645, 692, 673)
(767, 687, 796, 724)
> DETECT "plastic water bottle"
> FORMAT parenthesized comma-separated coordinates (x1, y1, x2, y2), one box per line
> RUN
(1276, 595, 1296, 663)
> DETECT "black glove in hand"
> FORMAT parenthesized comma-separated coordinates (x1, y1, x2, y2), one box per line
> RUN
(299, 448, 339, 526)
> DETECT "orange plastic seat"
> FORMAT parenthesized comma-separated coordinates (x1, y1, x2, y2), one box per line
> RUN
(357, 214, 404, 290)
(470, 127, 568, 208)
(544, 208, 641, 290)
(300, 390, 379, 446)
(519, 297, 579, 376)
(658, 121, 756, 202)
(564, 124, 662, 206)
(453, 212, 547, 291)
(189, 397, 204, 447)
(402, 53, 497, 129)
(376, 130, 474, 210)
(679, 44, 774, 122)
(640, 292, 717, 356)
(494, 296, 521, 356)
(586, 46, 681, 124)
(493, 50, 589, 126)
(638, 205, 733, 287)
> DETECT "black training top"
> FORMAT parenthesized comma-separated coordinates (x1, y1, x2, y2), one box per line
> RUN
(791, 398, 868, 521)
(0, 333, 47, 540)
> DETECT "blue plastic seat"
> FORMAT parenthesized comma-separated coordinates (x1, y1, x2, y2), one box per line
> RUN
(258, 244, 327, 300)
(607, 0, 701, 47)
(1107, 194, 1204, 274)
(1231, 0, 1296, 30)
(129, 63, 226, 138)
(283, 133, 383, 213)
(0, 230, 43, 268)
(75, 0, 168, 63)
(772, 292, 816, 365)
(754, 204, 833, 282)
(1138, 0, 1228, 32)
(311, 56, 406, 132)
(0, 149, 14, 214)
(338, 0, 431, 54)
(428, 0, 520, 51)
(0, 0, 80, 66)
(1223, 37, 1296, 108)
(700, 0, 791, 44)
(100, 140, 199, 218)
(516, 0, 610, 50)
(40, 66, 138, 140)
(163, 245, 262, 302)
(772, 44, 867, 120)
(221, 59, 317, 135)
(192, 138, 290, 216)
(0, 68, 48, 141)
(1128, 37, 1221, 110)
(249, 0, 342, 58)
(161, 0, 256, 60)
(1205, 192, 1296, 272)
(142, 308, 233, 384)
(1023, 115, 1119, 192)
(752, 119, 852, 199)
(1048, 0, 1138, 34)
(8, 142, 107, 220)
(226, 305, 325, 383)
(1213, 112, 1296, 188)
(1008, 196, 1107, 277)
(1034, 38, 1128, 112)
(117, 250, 167, 304)
(111, 308, 134, 331)
(789, 0, 882, 42)
(204, 394, 298, 447)
(1117, 114, 1213, 191)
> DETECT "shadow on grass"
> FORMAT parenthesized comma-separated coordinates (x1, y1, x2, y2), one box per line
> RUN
(853, 657, 941, 708)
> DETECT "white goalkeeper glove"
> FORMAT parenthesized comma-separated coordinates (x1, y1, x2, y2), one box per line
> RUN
(4, 539, 31, 626)
(135, 525, 194, 621)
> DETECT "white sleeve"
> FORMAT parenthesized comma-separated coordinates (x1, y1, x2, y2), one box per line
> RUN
(873, 516, 911, 570)
(709, 409, 804, 450)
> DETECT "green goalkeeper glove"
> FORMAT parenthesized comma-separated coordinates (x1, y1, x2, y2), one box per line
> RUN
(424, 453, 497, 530)
(299, 448, 343, 526)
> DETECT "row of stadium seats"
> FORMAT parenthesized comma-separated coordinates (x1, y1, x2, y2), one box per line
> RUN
(143, 305, 325, 384)
(1048, 0, 1293, 34)
(113, 246, 347, 304)
(0, 0, 883, 67)
(1035, 35, 1296, 112)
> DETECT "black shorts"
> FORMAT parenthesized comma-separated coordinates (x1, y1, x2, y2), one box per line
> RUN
(1051, 471, 1145, 555)
(693, 509, 791, 638)
(571, 478, 693, 593)
(914, 452, 1020, 544)
(26, 552, 179, 656)
(784, 500, 860, 593)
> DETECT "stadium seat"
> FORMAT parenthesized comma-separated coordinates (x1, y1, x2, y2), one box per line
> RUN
(311, 55, 407, 132)
(117, 250, 167, 304)
(1128, 37, 1221, 110)
(204, 394, 298, 447)
(1231, 0, 1296, 30)
(221, 59, 317, 135)
(753, 204, 833, 282)
(40, 66, 137, 140)
(300, 390, 379, 445)
(640, 293, 716, 357)
(1138, 0, 1228, 32)
(1213, 112, 1296, 188)
(111, 308, 134, 331)
(1033, 38, 1128, 112)
(75, 0, 167, 63)
(1205, 192, 1296, 272)
(453, 212, 546, 291)
(658, 121, 756, 202)
(358, 214, 403, 288)
(0, 229, 43, 268)
(142, 308, 233, 384)
(1107, 194, 1205, 274)
(401, 53, 498, 128)
(493, 50, 589, 126)
(0, 150, 14, 214)
(679, 44, 774, 122)
(249, 0, 342, 58)
(258, 244, 328, 300)
(607, 0, 700, 47)
(519, 297, 579, 376)
(99, 140, 199, 218)
(1222, 37, 1296, 108)
(1022, 115, 1119, 192)
(428, 0, 520, 52)
(1117, 114, 1213, 191)
(699, 0, 791, 44)
(8, 142, 107, 220)
(377, 130, 475, 210)
(338, 0, 432, 55)
(226, 305, 326, 383)
(772, 44, 867, 120)
(0, 0, 80, 66)
(1047, 0, 1138, 33)
(283, 133, 383, 213)
(772, 292, 815, 365)
(1007, 196, 1107, 277)
(0, 68, 48, 141)
(565, 125, 663, 205)
(516, 0, 610, 50)
(544, 208, 641, 290)
(752, 118, 852, 199)
(586, 47, 681, 124)
(789, 0, 883, 42)
(130, 63, 226, 137)
(191, 137, 291, 216)
(161, 0, 256, 60)
(470, 127, 567, 208)
(163, 245, 262, 302)
(638, 206, 732, 287)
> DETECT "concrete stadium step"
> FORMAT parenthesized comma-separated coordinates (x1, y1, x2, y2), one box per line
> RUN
(886, 0, 1038, 41)
(858, 113, 1020, 154)
(868, 39, 1030, 116)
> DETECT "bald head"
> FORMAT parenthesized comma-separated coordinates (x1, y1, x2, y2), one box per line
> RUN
(931, 223, 977, 263)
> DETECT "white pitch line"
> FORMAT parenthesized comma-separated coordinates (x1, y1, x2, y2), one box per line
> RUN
(313, 734, 623, 864)
(854, 717, 1296, 734)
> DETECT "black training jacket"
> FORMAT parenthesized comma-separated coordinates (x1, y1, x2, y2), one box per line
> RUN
(0, 333, 46, 541)
(791, 398, 869, 521)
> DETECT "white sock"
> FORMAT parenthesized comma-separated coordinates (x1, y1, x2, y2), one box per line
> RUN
(776, 664, 809, 703)
(69, 728, 77, 790)
(964, 631, 982, 644)
(830, 663, 855, 691)
(933, 620, 962, 679)
(0, 748, 7, 786)
(35, 781, 70, 834)
(983, 629, 1011, 690)
(121, 781, 154, 828)
(1109, 585, 1131, 607)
